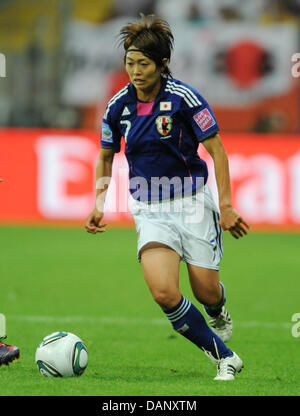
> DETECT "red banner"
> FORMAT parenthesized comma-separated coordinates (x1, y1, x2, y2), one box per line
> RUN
(1, 128, 300, 230)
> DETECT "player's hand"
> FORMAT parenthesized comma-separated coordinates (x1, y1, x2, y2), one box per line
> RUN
(219, 206, 250, 239)
(85, 208, 107, 234)
(0, 179, 3, 182)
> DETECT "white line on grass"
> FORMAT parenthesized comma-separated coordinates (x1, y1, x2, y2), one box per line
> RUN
(7, 315, 292, 329)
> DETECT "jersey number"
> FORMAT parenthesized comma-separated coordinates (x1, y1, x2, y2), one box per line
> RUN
(120, 120, 131, 143)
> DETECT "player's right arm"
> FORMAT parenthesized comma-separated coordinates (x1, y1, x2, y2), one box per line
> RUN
(86, 91, 123, 234)
(85, 147, 115, 234)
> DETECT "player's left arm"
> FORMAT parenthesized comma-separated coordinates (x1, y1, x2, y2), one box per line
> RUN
(201, 133, 250, 239)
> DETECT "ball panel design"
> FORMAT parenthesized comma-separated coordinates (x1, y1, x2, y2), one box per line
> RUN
(72, 342, 88, 375)
(37, 360, 63, 377)
(35, 332, 88, 378)
(39, 331, 68, 347)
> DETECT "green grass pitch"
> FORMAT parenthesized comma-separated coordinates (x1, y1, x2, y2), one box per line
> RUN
(0, 225, 299, 396)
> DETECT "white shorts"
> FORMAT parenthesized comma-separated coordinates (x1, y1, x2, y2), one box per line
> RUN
(131, 185, 223, 270)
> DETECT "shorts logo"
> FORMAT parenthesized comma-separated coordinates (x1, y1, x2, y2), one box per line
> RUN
(193, 108, 216, 132)
(156, 116, 172, 136)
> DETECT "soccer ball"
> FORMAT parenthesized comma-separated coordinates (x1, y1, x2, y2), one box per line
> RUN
(35, 331, 88, 377)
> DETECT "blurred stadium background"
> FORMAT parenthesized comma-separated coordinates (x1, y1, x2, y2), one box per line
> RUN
(1, 0, 300, 230)
(1, 0, 300, 396)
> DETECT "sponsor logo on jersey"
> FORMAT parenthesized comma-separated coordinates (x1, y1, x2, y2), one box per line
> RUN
(101, 122, 113, 143)
(160, 101, 172, 111)
(156, 116, 172, 136)
(193, 108, 216, 132)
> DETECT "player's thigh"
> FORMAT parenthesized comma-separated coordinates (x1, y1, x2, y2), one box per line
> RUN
(186, 263, 222, 306)
(140, 242, 181, 308)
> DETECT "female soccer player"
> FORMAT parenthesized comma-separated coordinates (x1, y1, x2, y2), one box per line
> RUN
(85, 14, 249, 380)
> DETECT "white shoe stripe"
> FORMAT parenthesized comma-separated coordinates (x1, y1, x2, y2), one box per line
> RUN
(212, 337, 221, 361)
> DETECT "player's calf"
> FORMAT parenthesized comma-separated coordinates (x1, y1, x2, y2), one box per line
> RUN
(203, 282, 233, 342)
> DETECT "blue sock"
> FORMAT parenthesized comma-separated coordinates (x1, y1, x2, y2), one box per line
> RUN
(204, 282, 226, 317)
(163, 295, 232, 360)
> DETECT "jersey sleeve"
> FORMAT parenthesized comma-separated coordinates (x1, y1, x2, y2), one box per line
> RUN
(187, 96, 220, 142)
(100, 107, 122, 153)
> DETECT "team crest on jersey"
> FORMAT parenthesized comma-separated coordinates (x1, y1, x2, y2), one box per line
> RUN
(156, 116, 172, 136)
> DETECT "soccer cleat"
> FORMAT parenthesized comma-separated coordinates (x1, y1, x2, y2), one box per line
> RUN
(0, 338, 20, 366)
(214, 352, 243, 381)
(208, 306, 233, 343)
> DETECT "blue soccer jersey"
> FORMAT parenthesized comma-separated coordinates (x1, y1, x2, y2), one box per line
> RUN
(101, 77, 219, 201)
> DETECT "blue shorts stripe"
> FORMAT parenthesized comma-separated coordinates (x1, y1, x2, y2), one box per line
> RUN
(212, 212, 223, 255)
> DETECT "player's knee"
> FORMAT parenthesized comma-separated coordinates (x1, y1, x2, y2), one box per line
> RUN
(204, 294, 222, 307)
(196, 285, 222, 307)
(152, 290, 180, 310)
